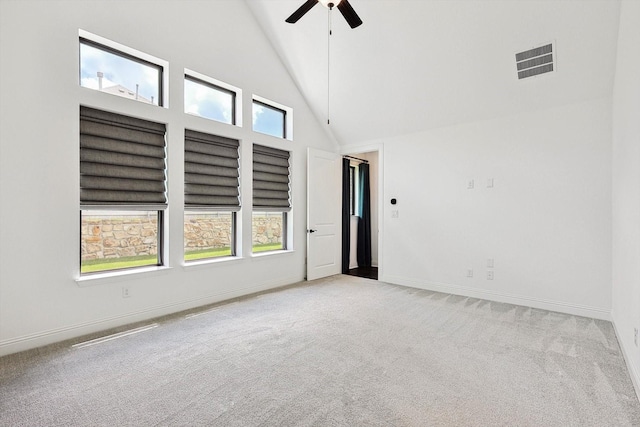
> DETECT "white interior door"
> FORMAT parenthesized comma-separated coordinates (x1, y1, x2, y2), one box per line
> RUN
(307, 148, 341, 280)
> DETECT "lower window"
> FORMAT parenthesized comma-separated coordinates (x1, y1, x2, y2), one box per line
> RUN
(252, 211, 286, 253)
(184, 211, 235, 261)
(80, 210, 162, 274)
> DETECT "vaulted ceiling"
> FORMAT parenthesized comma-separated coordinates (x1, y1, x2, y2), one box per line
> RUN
(246, 0, 621, 146)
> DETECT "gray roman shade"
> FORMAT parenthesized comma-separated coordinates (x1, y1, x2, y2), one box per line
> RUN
(253, 144, 290, 211)
(184, 129, 240, 210)
(80, 106, 167, 207)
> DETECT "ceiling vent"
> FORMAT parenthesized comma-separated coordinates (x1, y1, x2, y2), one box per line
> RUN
(515, 42, 555, 80)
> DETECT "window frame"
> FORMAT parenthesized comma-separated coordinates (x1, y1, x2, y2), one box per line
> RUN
(79, 37, 165, 107)
(183, 210, 237, 262)
(252, 211, 287, 253)
(183, 129, 241, 262)
(77, 31, 170, 281)
(252, 99, 287, 139)
(184, 73, 238, 125)
(349, 165, 356, 215)
(80, 209, 165, 275)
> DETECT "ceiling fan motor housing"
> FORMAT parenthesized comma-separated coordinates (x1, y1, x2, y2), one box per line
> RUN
(286, 0, 362, 29)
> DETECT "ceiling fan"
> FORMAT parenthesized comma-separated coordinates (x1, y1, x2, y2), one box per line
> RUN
(286, 0, 363, 29)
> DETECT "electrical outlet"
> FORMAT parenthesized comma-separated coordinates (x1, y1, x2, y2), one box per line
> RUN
(635, 328, 638, 346)
(391, 210, 399, 219)
(487, 271, 494, 280)
(122, 286, 131, 298)
(467, 179, 474, 189)
(467, 269, 473, 278)
(487, 258, 494, 268)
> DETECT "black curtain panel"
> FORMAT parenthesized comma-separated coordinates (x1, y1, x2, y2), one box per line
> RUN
(341, 158, 351, 273)
(357, 163, 372, 267)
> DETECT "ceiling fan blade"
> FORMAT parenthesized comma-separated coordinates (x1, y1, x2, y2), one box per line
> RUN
(286, 0, 319, 24)
(336, 0, 363, 28)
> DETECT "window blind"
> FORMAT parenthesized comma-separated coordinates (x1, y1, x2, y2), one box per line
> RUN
(253, 144, 290, 211)
(80, 106, 167, 207)
(184, 129, 240, 210)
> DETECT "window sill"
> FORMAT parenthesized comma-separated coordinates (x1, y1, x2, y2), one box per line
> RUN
(251, 249, 295, 260)
(182, 256, 244, 270)
(76, 265, 173, 287)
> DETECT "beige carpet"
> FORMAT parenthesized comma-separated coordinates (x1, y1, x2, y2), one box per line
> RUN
(1, 275, 639, 426)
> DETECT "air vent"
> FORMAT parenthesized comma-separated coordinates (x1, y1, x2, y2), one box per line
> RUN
(515, 43, 555, 79)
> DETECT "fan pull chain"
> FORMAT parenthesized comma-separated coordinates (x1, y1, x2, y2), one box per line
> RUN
(327, 7, 332, 125)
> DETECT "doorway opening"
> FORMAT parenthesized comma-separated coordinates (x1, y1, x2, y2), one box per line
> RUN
(342, 151, 378, 280)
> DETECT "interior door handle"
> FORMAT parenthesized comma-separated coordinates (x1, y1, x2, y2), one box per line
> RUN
(308, 229, 317, 233)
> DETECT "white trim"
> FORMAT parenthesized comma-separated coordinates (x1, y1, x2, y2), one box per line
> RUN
(76, 266, 173, 287)
(182, 256, 245, 269)
(251, 249, 296, 260)
(381, 274, 612, 321)
(0, 275, 301, 356)
(612, 318, 640, 401)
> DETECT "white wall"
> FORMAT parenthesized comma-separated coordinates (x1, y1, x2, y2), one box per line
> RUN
(0, 0, 334, 356)
(612, 0, 640, 395)
(378, 98, 613, 319)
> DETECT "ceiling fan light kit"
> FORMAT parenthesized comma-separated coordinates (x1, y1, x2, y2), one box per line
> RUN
(318, 0, 341, 8)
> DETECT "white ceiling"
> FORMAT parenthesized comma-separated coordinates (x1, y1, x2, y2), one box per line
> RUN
(245, 0, 621, 146)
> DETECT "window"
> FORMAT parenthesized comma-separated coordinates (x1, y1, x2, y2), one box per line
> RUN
(252, 212, 286, 252)
(184, 212, 234, 261)
(252, 144, 291, 252)
(184, 130, 240, 261)
(80, 38, 163, 106)
(81, 211, 161, 273)
(80, 106, 167, 274)
(349, 165, 356, 215)
(184, 75, 236, 125)
(252, 100, 286, 139)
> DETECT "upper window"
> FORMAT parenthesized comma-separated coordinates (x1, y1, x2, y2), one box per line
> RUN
(79, 38, 163, 106)
(252, 99, 289, 139)
(184, 75, 236, 125)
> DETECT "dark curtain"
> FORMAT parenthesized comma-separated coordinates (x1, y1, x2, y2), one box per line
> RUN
(341, 158, 351, 273)
(357, 163, 372, 267)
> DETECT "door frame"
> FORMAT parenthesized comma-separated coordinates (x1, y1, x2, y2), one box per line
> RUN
(340, 144, 384, 280)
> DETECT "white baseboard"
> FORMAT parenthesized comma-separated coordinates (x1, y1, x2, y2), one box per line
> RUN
(612, 316, 640, 401)
(0, 275, 301, 357)
(381, 274, 611, 321)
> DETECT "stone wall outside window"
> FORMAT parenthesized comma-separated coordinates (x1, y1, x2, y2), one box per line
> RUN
(80, 213, 284, 261)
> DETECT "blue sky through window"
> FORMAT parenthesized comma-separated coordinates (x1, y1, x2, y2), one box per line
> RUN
(184, 78, 233, 124)
(253, 102, 285, 138)
(80, 42, 160, 105)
